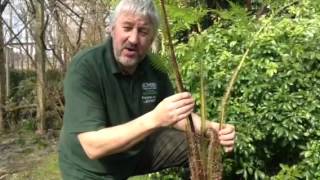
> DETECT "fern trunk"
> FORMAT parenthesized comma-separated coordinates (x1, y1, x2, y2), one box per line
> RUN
(159, 1, 222, 179)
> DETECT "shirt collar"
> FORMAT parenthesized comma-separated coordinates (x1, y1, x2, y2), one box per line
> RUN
(105, 37, 121, 74)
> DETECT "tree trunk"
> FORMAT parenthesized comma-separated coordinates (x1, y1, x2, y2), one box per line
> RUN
(0, 0, 9, 133)
(5, 49, 9, 97)
(245, 0, 252, 10)
(26, 24, 30, 70)
(0, 16, 6, 132)
(32, 0, 47, 135)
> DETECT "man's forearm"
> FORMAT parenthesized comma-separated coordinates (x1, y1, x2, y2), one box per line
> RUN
(78, 92, 197, 160)
(78, 111, 157, 160)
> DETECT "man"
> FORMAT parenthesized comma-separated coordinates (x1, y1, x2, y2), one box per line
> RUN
(59, 0, 235, 179)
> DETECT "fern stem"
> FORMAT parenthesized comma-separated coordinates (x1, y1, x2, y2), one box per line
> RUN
(218, 1, 299, 130)
(200, 57, 206, 135)
(159, 1, 205, 179)
(159, 0, 196, 132)
(159, 0, 183, 92)
(218, 21, 266, 130)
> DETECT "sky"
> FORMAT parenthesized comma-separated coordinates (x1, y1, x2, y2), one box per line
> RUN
(2, 0, 28, 45)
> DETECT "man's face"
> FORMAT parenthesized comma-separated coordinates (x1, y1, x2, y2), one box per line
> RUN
(111, 11, 154, 73)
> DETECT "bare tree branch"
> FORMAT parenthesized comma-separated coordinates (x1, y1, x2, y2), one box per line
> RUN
(7, 2, 34, 37)
(41, 14, 49, 50)
(5, 18, 33, 45)
(56, 0, 81, 18)
(0, 0, 9, 13)
(47, 3, 76, 56)
(75, 17, 84, 50)
(0, 18, 35, 66)
(27, 0, 36, 15)
(3, 104, 37, 112)
(50, 11, 84, 57)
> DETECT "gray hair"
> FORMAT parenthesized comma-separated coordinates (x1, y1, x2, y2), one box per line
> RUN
(110, 0, 160, 36)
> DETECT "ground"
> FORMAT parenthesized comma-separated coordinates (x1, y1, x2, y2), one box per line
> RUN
(0, 129, 156, 180)
(0, 129, 60, 180)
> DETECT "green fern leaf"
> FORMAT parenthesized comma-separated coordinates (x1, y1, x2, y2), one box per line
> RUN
(148, 53, 171, 74)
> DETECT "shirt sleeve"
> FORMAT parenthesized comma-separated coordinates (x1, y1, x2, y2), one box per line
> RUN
(63, 62, 106, 133)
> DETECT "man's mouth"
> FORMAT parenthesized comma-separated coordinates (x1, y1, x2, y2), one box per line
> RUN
(123, 46, 138, 57)
(126, 47, 136, 52)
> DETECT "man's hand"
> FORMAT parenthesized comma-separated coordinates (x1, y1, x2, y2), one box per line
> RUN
(207, 122, 235, 153)
(150, 92, 195, 128)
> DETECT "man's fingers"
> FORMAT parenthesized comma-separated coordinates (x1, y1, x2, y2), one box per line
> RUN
(215, 124, 236, 153)
(176, 103, 194, 114)
(220, 139, 235, 146)
(166, 93, 194, 112)
(177, 108, 194, 120)
(166, 92, 192, 102)
(218, 124, 235, 135)
(219, 130, 235, 141)
(223, 146, 234, 153)
(169, 104, 194, 122)
(171, 98, 194, 110)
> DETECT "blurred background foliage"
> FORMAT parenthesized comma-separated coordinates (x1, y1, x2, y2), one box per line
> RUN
(165, 0, 320, 179)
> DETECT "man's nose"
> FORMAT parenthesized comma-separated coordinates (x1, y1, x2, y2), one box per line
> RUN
(128, 29, 138, 44)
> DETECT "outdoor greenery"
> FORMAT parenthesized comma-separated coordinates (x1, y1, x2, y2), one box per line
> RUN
(170, 0, 320, 179)
(1, 0, 319, 179)
(5, 70, 63, 130)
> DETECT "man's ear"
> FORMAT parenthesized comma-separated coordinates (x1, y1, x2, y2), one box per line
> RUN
(110, 26, 115, 37)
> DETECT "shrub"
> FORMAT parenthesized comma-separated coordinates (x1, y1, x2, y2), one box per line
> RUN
(174, 0, 320, 178)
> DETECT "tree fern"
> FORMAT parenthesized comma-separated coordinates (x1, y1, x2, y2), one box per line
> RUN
(159, 0, 223, 179)
(148, 53, 171, 74)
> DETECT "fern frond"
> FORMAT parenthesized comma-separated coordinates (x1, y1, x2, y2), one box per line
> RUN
(148, 53, 171, 74)
(218, 0, 300, 130)
(200, 57, 207, 136)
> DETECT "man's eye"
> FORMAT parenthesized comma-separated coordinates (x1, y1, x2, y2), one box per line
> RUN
(139, 30, 149, 36)
(123, 27, 132, 31)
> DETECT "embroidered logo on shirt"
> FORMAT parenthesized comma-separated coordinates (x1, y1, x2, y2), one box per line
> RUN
(142, 82, 157, 104)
